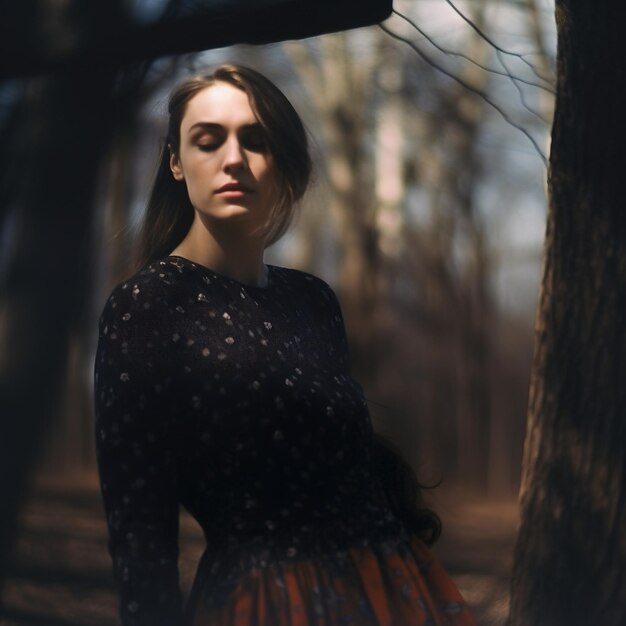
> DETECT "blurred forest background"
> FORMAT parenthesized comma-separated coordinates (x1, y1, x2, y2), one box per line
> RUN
(47, 0, 554, 494)
(1, 0, 557, 624)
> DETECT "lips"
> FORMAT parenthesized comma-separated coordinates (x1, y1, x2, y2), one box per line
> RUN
(215, 182, 253, 193)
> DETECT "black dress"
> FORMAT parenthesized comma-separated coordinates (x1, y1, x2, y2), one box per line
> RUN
(94, 255, 475, 626)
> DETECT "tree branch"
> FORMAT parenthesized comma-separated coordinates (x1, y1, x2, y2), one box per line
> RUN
(391, 8, 555, 95)
(378, 23, 548, 166)
(443, 0, 554, 86)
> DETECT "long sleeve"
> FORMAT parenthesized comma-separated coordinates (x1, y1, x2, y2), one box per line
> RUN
(94, 278, 183, 626)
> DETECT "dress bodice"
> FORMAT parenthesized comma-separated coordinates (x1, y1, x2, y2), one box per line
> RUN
(94, 256, 406, 625)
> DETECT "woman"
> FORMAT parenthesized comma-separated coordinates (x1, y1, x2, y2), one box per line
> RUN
(94, 64, 475, 626)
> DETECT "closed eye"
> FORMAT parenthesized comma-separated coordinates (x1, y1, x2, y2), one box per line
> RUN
(240, 127, 269, 153)
(192, 127, 224, 152)
(189, 123, 268, 153)
(197, 141, 221, 152)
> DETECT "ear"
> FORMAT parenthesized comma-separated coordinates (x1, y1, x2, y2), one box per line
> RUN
(169, 147, 184, 181)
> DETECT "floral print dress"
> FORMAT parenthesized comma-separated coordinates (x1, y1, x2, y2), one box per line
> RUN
(94, 255, 475, 626)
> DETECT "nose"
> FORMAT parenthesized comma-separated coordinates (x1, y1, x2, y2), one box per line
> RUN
(223, 135, 246, 173)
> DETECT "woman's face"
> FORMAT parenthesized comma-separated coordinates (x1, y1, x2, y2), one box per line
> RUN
(169, 82, 278, 237)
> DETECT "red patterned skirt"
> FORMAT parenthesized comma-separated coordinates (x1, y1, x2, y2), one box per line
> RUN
(186, 535, 475, 626)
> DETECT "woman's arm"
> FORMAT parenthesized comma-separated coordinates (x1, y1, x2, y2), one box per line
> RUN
(94, 279, 182, 626)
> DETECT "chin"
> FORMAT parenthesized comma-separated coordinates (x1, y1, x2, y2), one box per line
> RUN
(205, 204, 252, 219)
(202, 207, 268, 235)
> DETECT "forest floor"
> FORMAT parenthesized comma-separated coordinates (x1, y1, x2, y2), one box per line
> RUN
(1, 472, 519, 626)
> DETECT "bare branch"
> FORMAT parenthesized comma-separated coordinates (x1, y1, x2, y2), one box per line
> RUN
(378, 23, 548, 166)
(495, 48, 551, 125)
(443, 0, 554, 86)
(526, 0, 556, 79)
(391, 8, 555, 95)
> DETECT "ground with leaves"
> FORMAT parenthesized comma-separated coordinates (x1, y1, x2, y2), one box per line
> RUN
(1, 474, 518, 626)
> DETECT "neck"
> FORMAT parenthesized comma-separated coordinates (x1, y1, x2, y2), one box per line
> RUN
(170, 214, 268, 287)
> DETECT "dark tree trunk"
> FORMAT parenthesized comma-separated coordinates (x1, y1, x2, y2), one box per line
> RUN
(0, 68, 117, 585)
(509, 2, 626, 625)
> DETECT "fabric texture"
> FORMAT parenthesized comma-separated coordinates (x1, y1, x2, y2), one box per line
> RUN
(94, 255, 475, 626)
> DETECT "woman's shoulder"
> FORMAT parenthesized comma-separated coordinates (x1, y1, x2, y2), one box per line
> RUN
(98, 258, 189, 324)
(272, 265, 338, 299)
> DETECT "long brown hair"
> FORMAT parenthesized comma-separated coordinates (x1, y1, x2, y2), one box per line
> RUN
(372, 434, 442, 545)
(135, 64, 312, 271)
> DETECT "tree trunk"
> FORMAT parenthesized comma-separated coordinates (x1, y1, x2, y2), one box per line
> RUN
(509, 2, 626, 625)
(0, 68, 117, 585)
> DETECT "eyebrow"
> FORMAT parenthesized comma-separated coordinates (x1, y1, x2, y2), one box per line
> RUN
(187, 121, 262, 134)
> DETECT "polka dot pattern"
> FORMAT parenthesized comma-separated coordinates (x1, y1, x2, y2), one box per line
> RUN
(94, 256, 474, 626)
